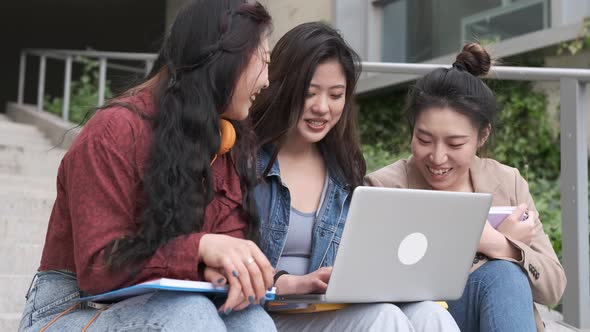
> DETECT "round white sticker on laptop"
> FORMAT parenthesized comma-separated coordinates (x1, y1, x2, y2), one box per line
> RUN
(398, 232, 428, 265)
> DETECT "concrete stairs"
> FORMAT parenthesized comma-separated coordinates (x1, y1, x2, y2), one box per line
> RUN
(0, 114, 62, 331)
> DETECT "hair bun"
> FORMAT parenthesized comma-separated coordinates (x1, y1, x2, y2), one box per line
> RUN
(453, 43, 491, 77)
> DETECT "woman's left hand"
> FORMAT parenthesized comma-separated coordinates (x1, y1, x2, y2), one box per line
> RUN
(203, 266, 254, 312)
(497, 203, 537, 246)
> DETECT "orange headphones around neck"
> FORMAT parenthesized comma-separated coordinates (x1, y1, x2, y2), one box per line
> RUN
(210, 118, 236, 166)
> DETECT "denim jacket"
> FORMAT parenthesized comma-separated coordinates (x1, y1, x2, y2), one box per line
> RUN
(255, 145, 352, 273)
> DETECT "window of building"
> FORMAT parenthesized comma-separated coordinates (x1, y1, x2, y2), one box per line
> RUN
(378, 0, 549, 63)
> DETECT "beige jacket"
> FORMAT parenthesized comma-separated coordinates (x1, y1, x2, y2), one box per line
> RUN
(364, 156, 566, 332)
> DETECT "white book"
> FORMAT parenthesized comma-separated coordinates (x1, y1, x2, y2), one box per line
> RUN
(79, 278, 276, 303)
(488, 206, 518, 228)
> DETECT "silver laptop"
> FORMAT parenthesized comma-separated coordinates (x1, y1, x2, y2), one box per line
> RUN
(274, 186, 492, 303)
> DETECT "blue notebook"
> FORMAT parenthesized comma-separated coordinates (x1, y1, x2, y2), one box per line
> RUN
(79, 278, 276, 303)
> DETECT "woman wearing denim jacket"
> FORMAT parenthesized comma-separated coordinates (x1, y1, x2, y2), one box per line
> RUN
(249, 22, 459, 332)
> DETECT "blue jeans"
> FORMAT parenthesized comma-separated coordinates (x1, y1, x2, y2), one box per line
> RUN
(447, 260, 536, 332)
(19, 270, 277, 332)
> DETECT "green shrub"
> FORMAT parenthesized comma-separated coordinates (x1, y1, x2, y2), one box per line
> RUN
(357, 89, 409, 171)
(45, 57, 113, 124)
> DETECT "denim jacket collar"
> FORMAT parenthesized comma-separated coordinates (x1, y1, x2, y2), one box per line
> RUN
(257, 144, 281, 178)
(257, 144, 348, 190)
(255, 144, 351, 272)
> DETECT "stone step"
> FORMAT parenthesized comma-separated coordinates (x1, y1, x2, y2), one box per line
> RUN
(0, 274, 32, 314)
(0, 313, 21, 332)
(0, 150, 64, 163)
(0, 217, 49, 245)
(0, 140, 57, 155)
(0, 132, 52, 147)
(0, 244, 43, 275)
(0, 162, 60, 179)
(0, 173, 56, 189)
(0, 190, 56, 220)
(0, 113, 12, 122)
(0, 120, 46, 135)
(545, 321, 577, 332)
(0, 146, 63, 178)
(0, 141, 65, 156)
(1, 177, 57, 195)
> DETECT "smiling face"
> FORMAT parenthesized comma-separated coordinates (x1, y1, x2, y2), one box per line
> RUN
(223, 37, 270, 121)
(411, 107, 488, 192)
(290, 59, 347, 144)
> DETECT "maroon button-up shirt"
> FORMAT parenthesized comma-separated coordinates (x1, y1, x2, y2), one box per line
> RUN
(39, 94, 248, 294)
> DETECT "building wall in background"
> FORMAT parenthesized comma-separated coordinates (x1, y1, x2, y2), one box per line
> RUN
(336, 0, 590, 64)
(259, 0, 333, 46)
(166, 0, 333, 47)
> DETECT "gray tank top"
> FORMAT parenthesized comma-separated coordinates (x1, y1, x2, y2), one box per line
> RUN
(275, 208, 315, 275)
(275, 172, 330, 275)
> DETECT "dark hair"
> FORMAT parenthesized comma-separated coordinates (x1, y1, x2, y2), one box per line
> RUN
(405, 42, 497, 143)
(250, 22, 366, 189)
(104, 0, 272, 271)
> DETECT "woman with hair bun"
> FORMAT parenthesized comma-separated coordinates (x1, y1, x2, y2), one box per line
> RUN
(365, 43, 566, 331)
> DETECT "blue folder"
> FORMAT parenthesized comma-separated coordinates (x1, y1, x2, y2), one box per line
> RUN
(79, 278, 276, 303)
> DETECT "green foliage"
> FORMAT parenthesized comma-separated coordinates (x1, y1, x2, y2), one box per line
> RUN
(357, 89, 410, 172)
(486, 81, 560, 181)
(45, 57, 113, 124)
(357, 81, 568, 257)
(528, 178, 562, 259)
(557, 16, 590, 56)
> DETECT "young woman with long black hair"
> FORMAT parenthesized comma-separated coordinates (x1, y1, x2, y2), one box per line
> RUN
(251, 22, 459, 332)
(19, 1, 277, 331)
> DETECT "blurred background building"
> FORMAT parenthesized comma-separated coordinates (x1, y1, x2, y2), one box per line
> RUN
(2, 0, 589, 108)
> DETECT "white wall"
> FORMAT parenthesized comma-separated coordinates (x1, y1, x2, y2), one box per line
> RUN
(260, 0, 333, 46)
(333, 0, 369, 60)
(551, 0, 590, 26)
(165, 0, 333, 47)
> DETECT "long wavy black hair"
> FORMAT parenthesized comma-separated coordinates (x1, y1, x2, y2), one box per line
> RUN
(250, 22, 366, 189)
(103, 0, 272, 271)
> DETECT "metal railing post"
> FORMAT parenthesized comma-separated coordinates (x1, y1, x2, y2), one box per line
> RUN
(145, 59, 154, 77)
(98, 57, 107, 106)
(560, 78, 590, 330)
(36, 55, 46, 112)
(62, 56, 73, 121)
(18, 52, 26, 105)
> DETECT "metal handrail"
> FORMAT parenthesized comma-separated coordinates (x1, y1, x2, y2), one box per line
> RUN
(362, 62, 590, 82)
(17, 49, 156, 119)
(24, 48, 157, 61)
(16, 48, 590, 330)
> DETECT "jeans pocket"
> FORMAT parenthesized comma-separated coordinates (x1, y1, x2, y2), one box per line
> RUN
(30, 271, 81, 325)
(19, 274, 39, 331)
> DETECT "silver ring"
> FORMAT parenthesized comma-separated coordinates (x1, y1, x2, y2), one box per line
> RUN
(246, 257, 255, 265)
